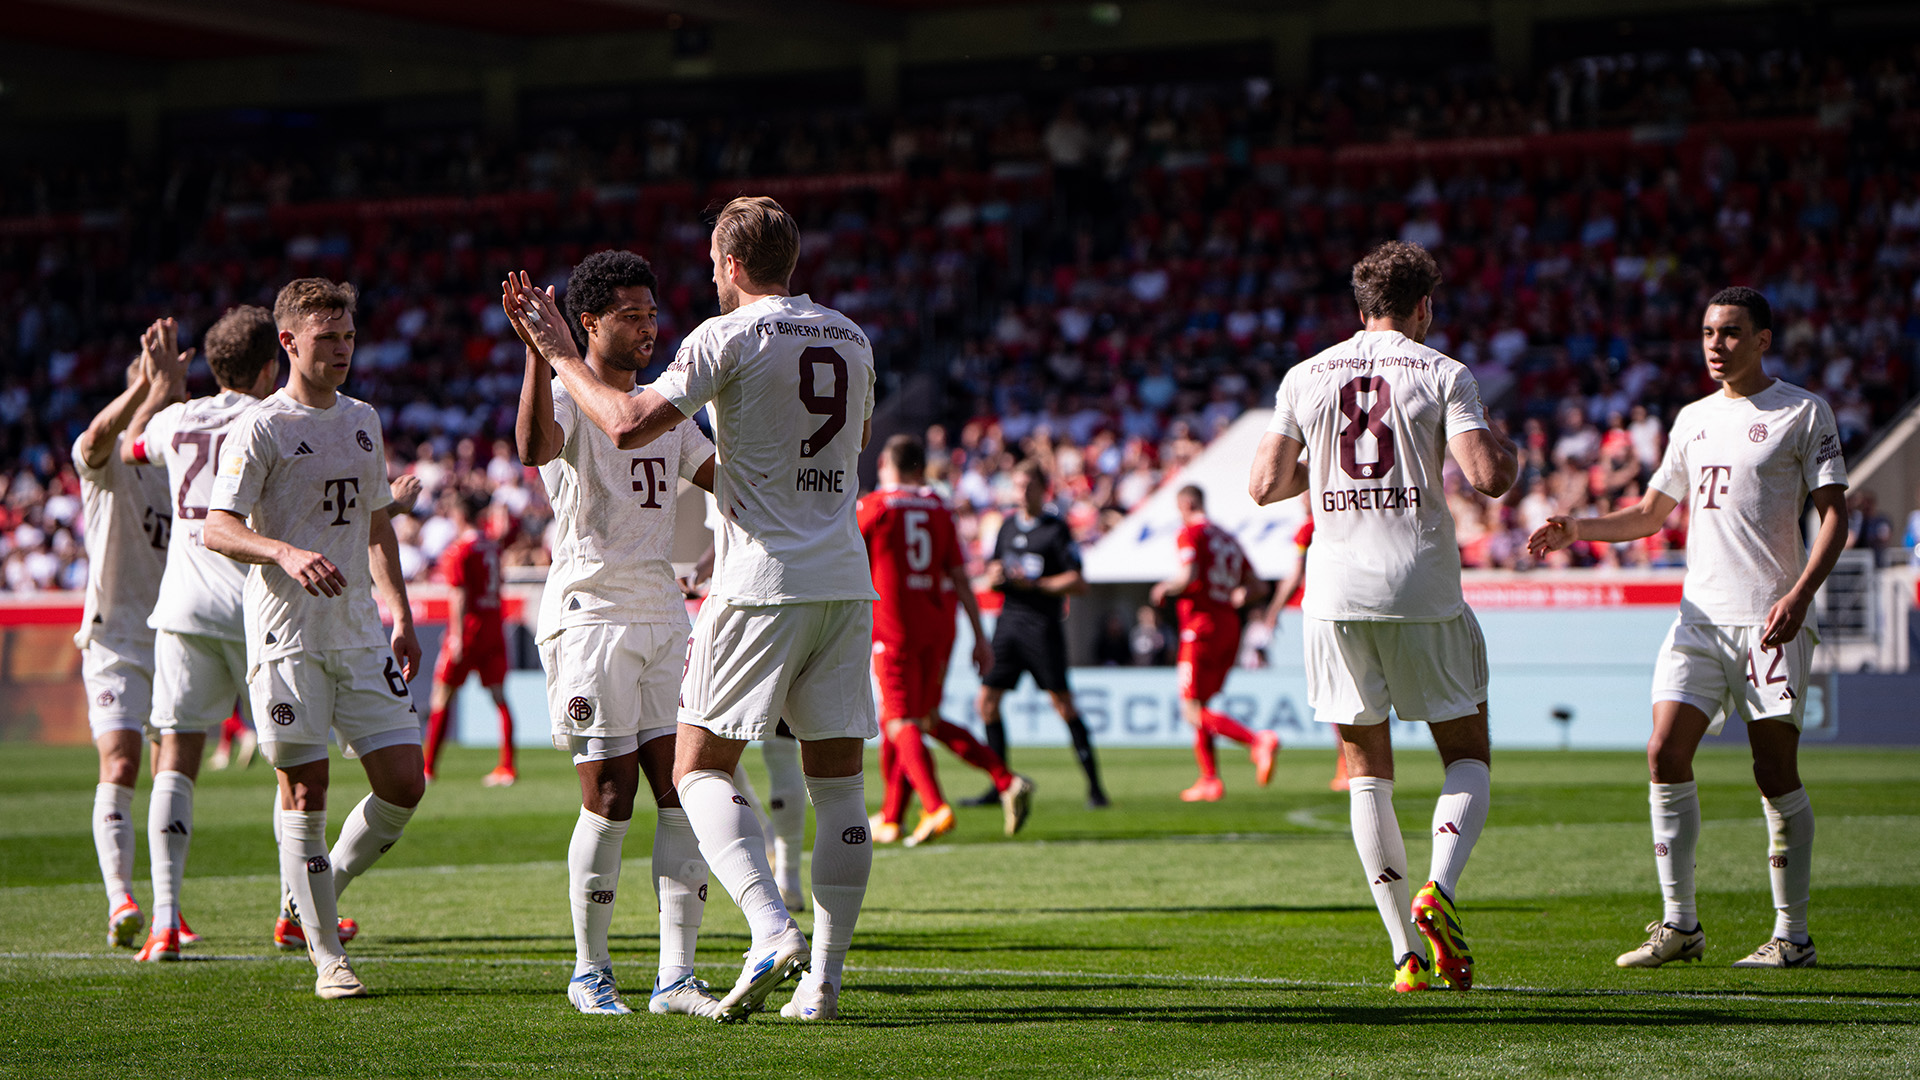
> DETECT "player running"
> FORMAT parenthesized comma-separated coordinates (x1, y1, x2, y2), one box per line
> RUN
(1260, 504, 1348, 792)
(1529, 287, 1846, 971)
(971, 461, 1108, 808)
(118, 308, 280, 960)
(510, 249, 724, 1018)
(1250, 241, 1516, 992)
(74, 343, 176, 953)
(507, 195, 877, 1023)
(421, 488, 518, 788)
(1149, 485, 1279, 803)
(205, 278, 426, 1000)
(861, 434, 1030, 847)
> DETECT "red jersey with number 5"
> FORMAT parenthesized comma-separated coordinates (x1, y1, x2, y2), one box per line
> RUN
(1175, 519, 1251, 627)
(859, 485, 962, 646)
(439, 530, 505, 643)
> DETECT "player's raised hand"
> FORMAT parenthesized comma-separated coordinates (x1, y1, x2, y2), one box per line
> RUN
(502, 272, 579, 365)
(1527, 516, 1577, 558)
(141, 318, 192, 389)
(388, 473, 423, 515)
(391, 621, 422, 683)
(277, 546, 348, 597)
(1761, 590, 1810, 649)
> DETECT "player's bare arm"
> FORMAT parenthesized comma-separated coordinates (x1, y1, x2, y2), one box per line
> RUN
(504, 272, 682, 451)
(115, 319, 193, 467)
(691, 453, 717, 493)
(1149, 563, 1194, 607)
(1036, 567, 1089, 597)
(1763, 484, 1848, 648)
(369, 506, 422, 681)
(948, 563, 996, 675)
(1249, 432, 1309, 506)
(514, 345, 565, 467)
(79, 358, 154, 472)
(1526, 489, 1679, 558)
(388, 474, 423, 515)
(203, 508, 348, 597)
(1449, 414, 1519, 498)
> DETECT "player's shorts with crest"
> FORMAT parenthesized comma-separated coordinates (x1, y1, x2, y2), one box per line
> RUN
(871, 634, 952, 722)
(538, 620, 686, 750)
(1652, 619, 1814, 734)
(151, 630, 251, 734)
(82, 637, 155, 739)
(1303, 611, 1488, 725)
(434, 625, 509, 689)
(1177, 615, 1242, 703)
(249, 646, 422, 768)
(680, 599, 879, 742)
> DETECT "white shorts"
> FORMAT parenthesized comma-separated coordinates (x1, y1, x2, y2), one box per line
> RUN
(1304, 612, 1488, 726)
(538, 621, 686, 750)
(1652, 619, 1814, 735)
(680, 599, 879, 743)
(152, 630, 251, 733)
(250, 646, 422, 768)
(82, 637, 155, 739)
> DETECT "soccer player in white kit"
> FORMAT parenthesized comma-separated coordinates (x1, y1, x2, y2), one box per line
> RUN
(118, 306, 279, 961)
(204, 278, 426, 1000)
(1529, 287, 1847, 970)
(510, 250, 726, 1018)
(74, 342, 176, 952)
(506, 195, 878, 1023)
(1250, 241, 1517, 992)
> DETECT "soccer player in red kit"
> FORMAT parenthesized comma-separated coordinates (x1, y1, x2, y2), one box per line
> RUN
(1150, 485, 1278, 802)
(423, 488, 517, 786)
(862, 435, 1031, 845)
(1262, 502, 1348, 791)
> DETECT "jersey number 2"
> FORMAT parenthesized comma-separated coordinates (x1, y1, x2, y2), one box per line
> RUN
(1336, 376, 1396, 481)
(798, 347, 847, 458)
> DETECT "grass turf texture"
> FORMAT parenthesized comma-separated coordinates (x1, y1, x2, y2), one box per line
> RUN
(1, 744, 1914, 1078)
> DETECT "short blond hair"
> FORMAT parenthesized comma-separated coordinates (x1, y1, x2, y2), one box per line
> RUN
(713, 196, 799, 289)
(273, 277, 358, 331)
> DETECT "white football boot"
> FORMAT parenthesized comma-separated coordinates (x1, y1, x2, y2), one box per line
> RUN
(315, 956, 368, 999)
(716, 919, 810, 1023)
(566, 966, 633, 1015)
(779, 977, 839, 1021)
(649, 973, 725, 1018)
(1616, 921, 1706, 968)
(1732, 937, 1817, 968)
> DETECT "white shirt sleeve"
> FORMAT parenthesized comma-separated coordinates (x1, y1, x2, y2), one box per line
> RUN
(1266, 379, 1302, 442)
(648, 326, 728, 418)
(678, 420, 716, 482)
(1647, 415, 1691, 504)
(551, 379, 579, 446)
(209, 412, 270, 518)
(1441, 365, 1490, 439)
(1803, 398, 1848, 492)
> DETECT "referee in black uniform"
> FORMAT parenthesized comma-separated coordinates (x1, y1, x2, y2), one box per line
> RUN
(969, 460, 1109, 808)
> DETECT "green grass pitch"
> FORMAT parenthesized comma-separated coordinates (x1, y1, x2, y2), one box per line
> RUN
(2, 742, 1915, 1078)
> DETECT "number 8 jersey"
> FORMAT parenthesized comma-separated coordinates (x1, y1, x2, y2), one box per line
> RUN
(649, 293, 880, 606)
(1266, 329, 1489, 622)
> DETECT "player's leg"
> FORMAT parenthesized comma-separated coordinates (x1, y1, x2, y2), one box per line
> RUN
(1737, 715, 1816, 967)
(422, 674, 456, 783)
(93, 728, 144, 948)
(330, 647, 429, 902)
(876, 640, 950, 843)
(1179, 696, 1224, 802)
(138, 731, 206, 961)
(568, 741, 639, 1014)
(873, 727, 906, 842)
(1037, 623, 1106, 807)
(761, 723, 808, 907)
(962, 685, 1011, 807)
(482, 632, 516, 786)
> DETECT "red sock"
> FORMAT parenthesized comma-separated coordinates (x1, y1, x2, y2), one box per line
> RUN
(1200, 708, 1257, 746)
(219, 710, 244, 747)
(495, 700, 515, 772)
(930, 718, 1013, 791)
(1193, 727, 1219, 780)
(424, 708, 450, 773)
(889, 724, 946, 812)
(879, 731, 909, 825)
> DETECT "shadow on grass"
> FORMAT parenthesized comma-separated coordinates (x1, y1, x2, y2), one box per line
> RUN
(868, 904, 1544, 917)
(852, 941, 1164, 954)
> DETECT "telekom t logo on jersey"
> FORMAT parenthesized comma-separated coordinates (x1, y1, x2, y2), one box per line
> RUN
(1696, 464, 1734, 510)
(322, 477, 360, 525)
(630, 458, 669, 508)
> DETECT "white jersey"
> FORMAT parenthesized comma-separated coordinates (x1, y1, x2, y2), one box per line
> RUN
(72, 435, 170, 650)
(1649, 379, 1847, 626)
(143, 392, 257, 641)
(536, 378, 715, 639)
(1268, 330, 1489, 622)
(648, 293, 878, 606)
(208, 390, 394, 665)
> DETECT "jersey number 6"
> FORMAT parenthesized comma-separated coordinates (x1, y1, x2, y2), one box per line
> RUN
(798, 347, 847, 458)
(1337, 376, 1396, 481)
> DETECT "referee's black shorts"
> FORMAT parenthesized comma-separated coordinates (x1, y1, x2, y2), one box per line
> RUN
(983, 615, 1071, 693)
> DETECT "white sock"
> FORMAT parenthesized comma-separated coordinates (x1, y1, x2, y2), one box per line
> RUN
(731, 762, 764, 819)
(329, 794, 416, 900)
(1428, 759, 1490, 899)
(652, 807, 708, 985)
(675, 768, 790, 946)
(1762, 788, 1814, 943)
(147, 771, 195, 931)
(567, 807, 629, 976)
(93, 783, 136, 910)
(1349, 776, 1421, 963)
(803, 773, 871, 990)
(762, 736, 807, 896)
(1651, 781, 1700, 929)
(279, 809, 343, 963)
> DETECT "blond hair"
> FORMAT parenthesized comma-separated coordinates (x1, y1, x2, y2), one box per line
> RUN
(273, 277, 358, 331)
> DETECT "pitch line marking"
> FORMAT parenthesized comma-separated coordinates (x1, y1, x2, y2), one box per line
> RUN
(3, 953, 1911, 1009)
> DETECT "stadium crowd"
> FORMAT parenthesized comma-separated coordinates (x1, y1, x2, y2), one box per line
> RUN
(5, 41, 1920, 593)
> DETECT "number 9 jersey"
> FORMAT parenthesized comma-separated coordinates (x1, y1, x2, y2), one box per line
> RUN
(648, 293, 879, 607)
(1266, 329, 1489, 622)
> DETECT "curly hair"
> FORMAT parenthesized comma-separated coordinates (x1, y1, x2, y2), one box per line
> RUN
(202, 305, 278, 392)
(1706, 285, 1773, 333)
(712, 196, 799, 289)
(1351, 241, 1440, 320)
(564, 250, 659, 347)
(273, 277, 357, 330)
